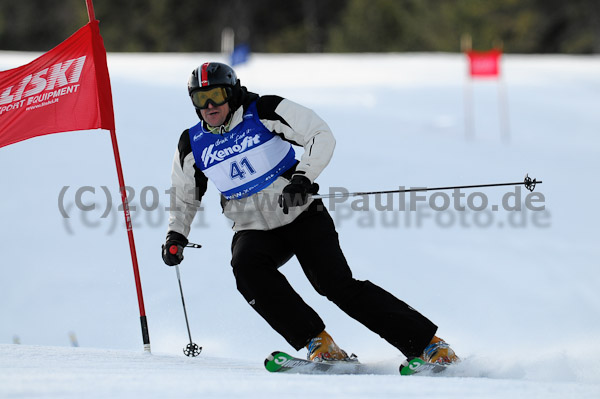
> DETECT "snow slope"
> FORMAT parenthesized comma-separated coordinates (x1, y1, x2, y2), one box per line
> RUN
(1, 52, 599, 398)
(1, 344, 598, 399)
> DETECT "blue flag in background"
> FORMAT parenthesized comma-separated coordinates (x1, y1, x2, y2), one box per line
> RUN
(231, 44, 251, 66)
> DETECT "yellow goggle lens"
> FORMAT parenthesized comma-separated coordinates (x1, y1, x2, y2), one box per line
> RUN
(191, 87, 229, 109)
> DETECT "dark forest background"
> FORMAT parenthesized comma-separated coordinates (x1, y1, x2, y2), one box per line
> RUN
(1, 0, 599, 53)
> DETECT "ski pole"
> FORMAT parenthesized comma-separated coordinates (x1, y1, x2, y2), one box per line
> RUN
(174, 262, 202, 357)
(169, 239, 202, 356)
(312, 174, 541, 199)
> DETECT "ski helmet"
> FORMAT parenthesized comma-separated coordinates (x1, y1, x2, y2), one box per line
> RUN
(188, 62, 240, 109)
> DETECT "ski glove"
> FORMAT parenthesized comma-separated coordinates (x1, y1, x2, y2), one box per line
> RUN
(162, 231, 189, 266)
(278, 174, 319, 215)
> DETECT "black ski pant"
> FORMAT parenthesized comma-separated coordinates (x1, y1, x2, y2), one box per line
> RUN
(230, 200, 437, 358)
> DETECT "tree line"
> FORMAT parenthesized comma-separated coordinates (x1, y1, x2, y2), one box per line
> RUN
(1, 0, 598, 53)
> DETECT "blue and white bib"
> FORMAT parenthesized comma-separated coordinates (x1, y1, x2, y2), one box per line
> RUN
(189, 101, 296, 199)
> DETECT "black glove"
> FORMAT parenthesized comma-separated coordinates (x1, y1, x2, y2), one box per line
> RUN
(162, 231, 189, 266)
(278, 174, 319, 215)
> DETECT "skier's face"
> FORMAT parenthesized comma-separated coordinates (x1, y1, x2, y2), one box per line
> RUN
(201, 101, 230, 127)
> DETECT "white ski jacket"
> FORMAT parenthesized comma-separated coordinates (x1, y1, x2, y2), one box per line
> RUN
(167, 93, 335, 236)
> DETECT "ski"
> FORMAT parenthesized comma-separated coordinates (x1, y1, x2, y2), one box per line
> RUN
(265, 351, 452, 376)
(399, 357, 448, 376)
(265, 351, 366, 374)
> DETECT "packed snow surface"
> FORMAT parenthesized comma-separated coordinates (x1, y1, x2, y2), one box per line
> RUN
(1, 51, 599, 398)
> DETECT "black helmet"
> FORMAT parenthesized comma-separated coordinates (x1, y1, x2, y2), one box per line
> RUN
(188, 62, 239, 95)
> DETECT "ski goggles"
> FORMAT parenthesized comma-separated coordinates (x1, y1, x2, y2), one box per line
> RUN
(190, 86, 231, 109)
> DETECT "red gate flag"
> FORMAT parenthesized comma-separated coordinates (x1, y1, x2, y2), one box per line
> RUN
(0, 20, 114, 148)
(466, 49, 502, 78)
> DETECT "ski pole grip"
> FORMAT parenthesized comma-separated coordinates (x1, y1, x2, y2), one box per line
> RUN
(169, 245, 180, 255)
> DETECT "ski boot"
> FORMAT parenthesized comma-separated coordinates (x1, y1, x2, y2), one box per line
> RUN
(420, 336, 459, 365)
(306, 330, 351, 362)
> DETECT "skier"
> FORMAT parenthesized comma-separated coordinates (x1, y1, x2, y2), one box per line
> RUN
(162, 62, 458, 365)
